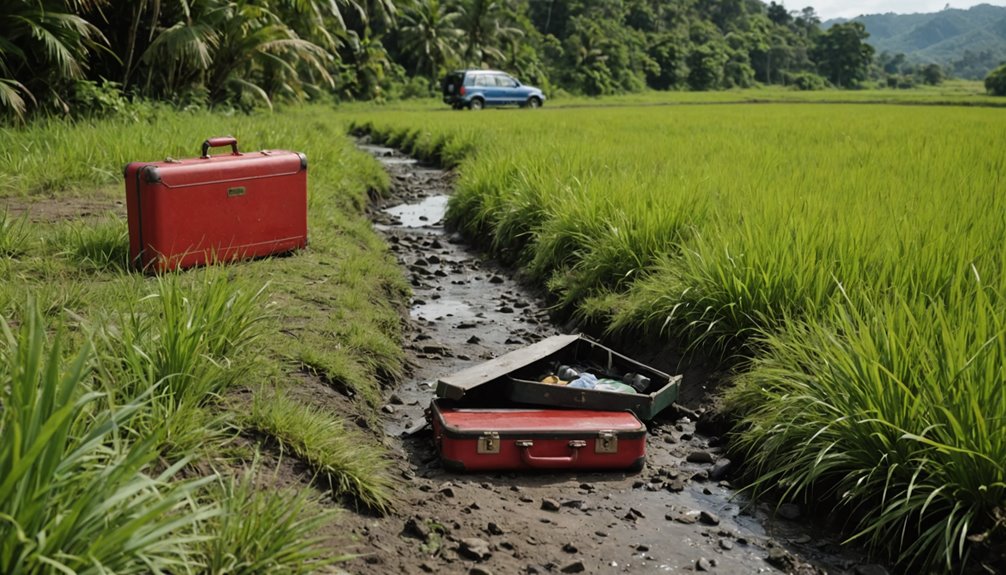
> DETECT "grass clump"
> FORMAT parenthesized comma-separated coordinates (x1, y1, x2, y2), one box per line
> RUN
(245, 389, 395, 514)
(57, 217, 129, 271)
(0, 208, 30, 258)
(0, 304, 215, 574)
(198, 461, 342, 574)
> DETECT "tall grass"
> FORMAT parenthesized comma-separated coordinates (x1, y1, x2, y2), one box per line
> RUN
(0, 304, 215, 574)
(57, 217, 130, 270)
(0, 207, 29, 257)
(94, 270, 268, 457)
(198, 461, 342, 574)
(245, 390, 395, 514)
(349, 102, 1006, 569)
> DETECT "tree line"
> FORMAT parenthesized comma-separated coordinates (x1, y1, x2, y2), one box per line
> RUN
(0, 0, 908, 121)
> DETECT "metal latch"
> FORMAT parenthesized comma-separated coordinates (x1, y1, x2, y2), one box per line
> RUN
(477, 432, 500, 454)
(596, 430, 618, 453)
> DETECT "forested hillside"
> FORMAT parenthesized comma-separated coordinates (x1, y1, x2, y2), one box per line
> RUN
(0, 0, 880, 120)
(827, 4, 1006, 79)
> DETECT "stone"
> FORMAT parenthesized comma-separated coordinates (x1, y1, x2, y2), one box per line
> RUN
(687, 451, 715, 464)
(636, 544, 650, 552)
(541, 498, 561, 512)
(720, 539, 734, 550)
(709, 459, 732, 481)
(665, 479, 686, 492)
(696, 557, 713, 572)
(560, 559, 586, 573)
(486, 522, 504, 535)
(562, 542, 578, 553)
(778, 503, 801, 520)
(467, 335, 481, 344)
(458, 538, 492, 561)
(766, 547, 797, 571)
(699, 511, 720, 526)
(469, 568, 492, 575)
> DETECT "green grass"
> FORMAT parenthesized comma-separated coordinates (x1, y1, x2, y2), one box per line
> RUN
(1, 104, 411, 569)
(244, 390, 395, 514)
(348, 99, 1006, 570)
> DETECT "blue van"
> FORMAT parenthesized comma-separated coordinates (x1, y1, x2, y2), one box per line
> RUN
(442, 70, 546, 110)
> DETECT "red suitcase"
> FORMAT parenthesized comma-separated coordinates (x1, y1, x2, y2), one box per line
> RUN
(125, 136, 307, 272)
(430, 399, 647, 472)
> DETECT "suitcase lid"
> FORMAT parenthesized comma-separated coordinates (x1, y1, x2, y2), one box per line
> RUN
(434, 403, 645, 436)
(137, 150, 306, 189)
(436, 334, 581, 400)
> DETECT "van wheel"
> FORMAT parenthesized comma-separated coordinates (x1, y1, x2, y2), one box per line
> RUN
(527, 97, 542, 109)
(469, 98, 484, 111)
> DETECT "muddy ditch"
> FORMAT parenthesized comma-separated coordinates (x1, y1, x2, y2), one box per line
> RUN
(336, 142, 892, 575)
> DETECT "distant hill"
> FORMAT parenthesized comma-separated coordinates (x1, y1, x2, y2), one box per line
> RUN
(825, 4, 1006, 79)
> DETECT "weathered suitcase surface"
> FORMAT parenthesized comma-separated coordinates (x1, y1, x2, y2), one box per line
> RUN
(436, 334, 680, 420)
(125, 136, 307, 271)
(430, 399, 646, 472)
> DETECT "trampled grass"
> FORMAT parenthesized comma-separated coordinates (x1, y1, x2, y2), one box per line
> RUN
(349, 101, 1006, 569)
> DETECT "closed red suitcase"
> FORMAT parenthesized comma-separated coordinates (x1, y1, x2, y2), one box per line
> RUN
(430, 399, 647, 472)
(125, 136, 307, 272)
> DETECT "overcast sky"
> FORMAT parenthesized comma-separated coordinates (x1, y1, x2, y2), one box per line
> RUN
(808, 0, 1006, 20)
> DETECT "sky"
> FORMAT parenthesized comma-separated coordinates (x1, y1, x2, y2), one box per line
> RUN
(808, 0, 1006, 20)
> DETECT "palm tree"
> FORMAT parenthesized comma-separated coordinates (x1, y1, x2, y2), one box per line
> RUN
(0, 0, 109, 119)
(398, 0, 462, 80)
(140, 0, 335, 108)
(456, 0, 522, 69)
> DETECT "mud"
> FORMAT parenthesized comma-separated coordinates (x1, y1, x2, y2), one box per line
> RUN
(341, 143, 890, 575)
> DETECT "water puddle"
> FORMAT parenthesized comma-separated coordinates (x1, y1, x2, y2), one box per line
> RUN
(381, 194, 448, 228)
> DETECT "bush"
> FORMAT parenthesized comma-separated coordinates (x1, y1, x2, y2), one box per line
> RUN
(788, 72, 828, 91)
(985, 64, 1006, 96)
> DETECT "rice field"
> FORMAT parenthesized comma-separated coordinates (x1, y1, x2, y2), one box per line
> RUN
(350, 102, 1006, 569)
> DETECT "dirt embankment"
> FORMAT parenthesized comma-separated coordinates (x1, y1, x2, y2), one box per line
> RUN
(335, 143, 891, 575)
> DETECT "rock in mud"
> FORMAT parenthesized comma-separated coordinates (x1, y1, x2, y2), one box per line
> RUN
(486, 522, 505, 536)
(470, 568, 492, 575)
(541, 498, 560, 512)
(562, 542, 578, 553)
(696, 557, 713, 571)
(458, 538, 492, 561)
(766, 546, 798, 571)
(778, 503, 801, 520)
(699, 511, 720, 526)
(709, 458, 732, 480)
(687, 450, 715, 464)
(559, 559, 586, 573)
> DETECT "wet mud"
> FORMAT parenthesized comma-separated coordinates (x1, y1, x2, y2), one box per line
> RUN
(342, 143, 889, 575)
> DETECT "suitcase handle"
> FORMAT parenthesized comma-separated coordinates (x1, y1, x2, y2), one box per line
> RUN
(201, 136, 240, 158)
(516, 440, 586, 469)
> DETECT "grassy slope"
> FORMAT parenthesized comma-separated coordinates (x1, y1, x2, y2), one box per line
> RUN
(347, 98, 1006, 570)
(0, 104, 408, 569)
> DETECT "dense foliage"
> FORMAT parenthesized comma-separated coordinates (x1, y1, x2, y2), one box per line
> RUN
(835, 4, 1006, 80)
(987, 63, 1006, 96)
(0, 0, 884, 120)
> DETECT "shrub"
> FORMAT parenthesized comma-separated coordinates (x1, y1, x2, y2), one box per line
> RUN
(788, 72, 828, 91)
(985, 64, 1006, 96)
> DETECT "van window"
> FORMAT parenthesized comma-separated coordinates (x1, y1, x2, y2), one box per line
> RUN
(494, 75, 517, 88)
(474, 75, 493, 87)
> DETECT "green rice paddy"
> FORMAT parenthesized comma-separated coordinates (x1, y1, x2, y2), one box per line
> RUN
(350, 100, 1006, 569)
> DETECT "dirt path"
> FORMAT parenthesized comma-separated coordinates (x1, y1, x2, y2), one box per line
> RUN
(339, 144, 889, 575)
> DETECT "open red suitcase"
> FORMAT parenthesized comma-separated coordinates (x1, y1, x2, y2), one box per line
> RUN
(430, 399, 647, 472)
(125, 136, 307, 272)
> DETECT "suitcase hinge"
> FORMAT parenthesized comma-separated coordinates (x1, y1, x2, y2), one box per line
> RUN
(596, 430, 618, 453)
(477, 432, 501, 454)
